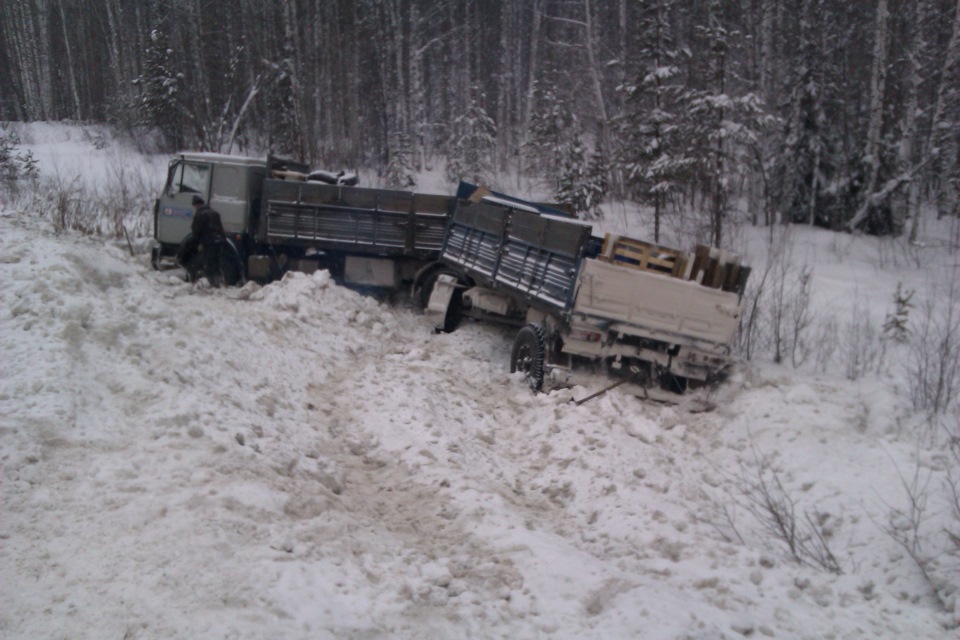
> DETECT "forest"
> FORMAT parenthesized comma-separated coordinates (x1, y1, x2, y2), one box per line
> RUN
(1, 0, 958, 245)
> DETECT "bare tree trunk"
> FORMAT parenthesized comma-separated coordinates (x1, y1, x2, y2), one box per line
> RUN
(909, 0, 960, 239)
(933, 0, 960, 222)
(282, 0, 306, 161)
(848, 0, 890, 231)
(410, 3, 427, 170)
(57, 0, 82, 120)
(104, 0, 126, 111)
(496, 2, 513, 171)
(386, 0, 407, 136)
(1, 1, 32, 120)
(760, 0, 776, 104)
(523, 0, 544, 133)
(899, 0, 924, 238)
(583, 0, 610, 148)
(33, 0, 53, 119)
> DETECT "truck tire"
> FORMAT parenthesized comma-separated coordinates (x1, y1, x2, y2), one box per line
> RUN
(218, 239, 246, 287)
(511, 324, 545, 391)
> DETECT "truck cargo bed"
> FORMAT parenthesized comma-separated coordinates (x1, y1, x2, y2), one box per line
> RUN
(573, 258, 742, 352)
(260, 180, 456, 258)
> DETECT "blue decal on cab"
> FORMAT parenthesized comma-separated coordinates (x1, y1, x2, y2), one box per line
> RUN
(162, 206, 193, 218)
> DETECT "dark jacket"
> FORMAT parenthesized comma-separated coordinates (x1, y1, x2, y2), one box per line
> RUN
(191, 205, 225, 245)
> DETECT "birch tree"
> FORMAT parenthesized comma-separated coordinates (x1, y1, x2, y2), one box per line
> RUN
(848, 0, 891, 232)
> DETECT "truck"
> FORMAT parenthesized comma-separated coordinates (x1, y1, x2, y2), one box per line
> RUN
(425, 194, 751, 399)
(152, 152, 458, 290)
(152, 152, 749, 399)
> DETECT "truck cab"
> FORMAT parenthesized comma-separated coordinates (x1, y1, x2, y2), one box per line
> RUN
(152, 152, 266, 269)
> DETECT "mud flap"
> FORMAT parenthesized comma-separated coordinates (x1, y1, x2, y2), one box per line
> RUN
(425, 274, 461, 333)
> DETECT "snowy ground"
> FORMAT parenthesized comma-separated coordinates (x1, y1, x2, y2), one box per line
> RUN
(1, 125, 958, 639)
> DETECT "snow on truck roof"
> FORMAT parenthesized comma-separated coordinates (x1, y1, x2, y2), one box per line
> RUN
(175, 152, 266, 167)
(480, 195, 592, 228)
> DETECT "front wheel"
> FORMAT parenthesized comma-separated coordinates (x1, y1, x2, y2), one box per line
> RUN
(510, 324, 545, 391)
(218, 239, 246, 287)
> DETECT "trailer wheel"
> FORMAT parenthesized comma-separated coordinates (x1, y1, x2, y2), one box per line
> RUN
(511, 324, 545, 391)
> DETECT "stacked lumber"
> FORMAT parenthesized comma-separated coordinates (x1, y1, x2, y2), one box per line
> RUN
(270, 170, 307, 181)
(597, 234, 749, 293)
(688, 245, 749, 293)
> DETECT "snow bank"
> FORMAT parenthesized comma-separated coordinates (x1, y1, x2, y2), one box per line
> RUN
(1, 130, 957, 637)
(2, 208, 955, 638)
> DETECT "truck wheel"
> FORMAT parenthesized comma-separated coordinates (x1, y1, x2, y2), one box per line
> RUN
(511, 324, 545, 391)
(150, 246, 162, 271)
(218, 239, 246, 287)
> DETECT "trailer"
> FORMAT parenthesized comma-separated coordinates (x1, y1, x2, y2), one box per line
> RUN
(426, 197, 750, 398)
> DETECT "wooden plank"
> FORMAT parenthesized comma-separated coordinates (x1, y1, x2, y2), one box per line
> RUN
(709, 257, 727, 288)
(599, 233, 618, 261)
(613, 237, 682, 260)
(468, 185, 492, 203)
(612, 244, 675, 270)
(670, 251, 692, 278)
(733, 265, 752, 294)
(723, 263, 742, 292)
(690, 245, 711, 282)
(271, 170, 307, 181)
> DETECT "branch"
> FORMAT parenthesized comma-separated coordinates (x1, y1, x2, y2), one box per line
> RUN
(847, 158, 935, 230)
(545, 14, 587, 29)
(226, 74, 264, 154)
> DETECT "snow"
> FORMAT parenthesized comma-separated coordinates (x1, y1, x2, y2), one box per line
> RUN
(1, 124, 958, 639)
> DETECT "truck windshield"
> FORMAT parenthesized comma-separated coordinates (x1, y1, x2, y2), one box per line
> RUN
(167, 161, 210, 195)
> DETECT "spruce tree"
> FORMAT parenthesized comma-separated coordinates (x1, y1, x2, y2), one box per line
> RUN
(524, 81, 574, 182)
(385, 131, 416, 189)
(132, 18, 183, 151)
(583, 149, 608, 219)
(616, 0, 690, 241)
(445, 90, 497, 185)
(556, 135, 587, 214)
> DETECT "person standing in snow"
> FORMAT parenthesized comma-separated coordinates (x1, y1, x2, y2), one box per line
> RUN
(177, 195, 226, 286)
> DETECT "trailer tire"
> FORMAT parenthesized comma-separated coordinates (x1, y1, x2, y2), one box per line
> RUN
(511, 324, 545, 391)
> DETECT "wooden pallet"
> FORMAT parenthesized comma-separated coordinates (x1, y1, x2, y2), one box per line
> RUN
(598, 235, 749, 293)
(600, 234, 690, 277)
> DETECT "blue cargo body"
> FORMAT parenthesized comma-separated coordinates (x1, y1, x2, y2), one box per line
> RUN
(440, 201, 593, 313)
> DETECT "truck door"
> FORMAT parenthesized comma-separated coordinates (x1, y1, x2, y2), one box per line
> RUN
(156, 159, 211, 245)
